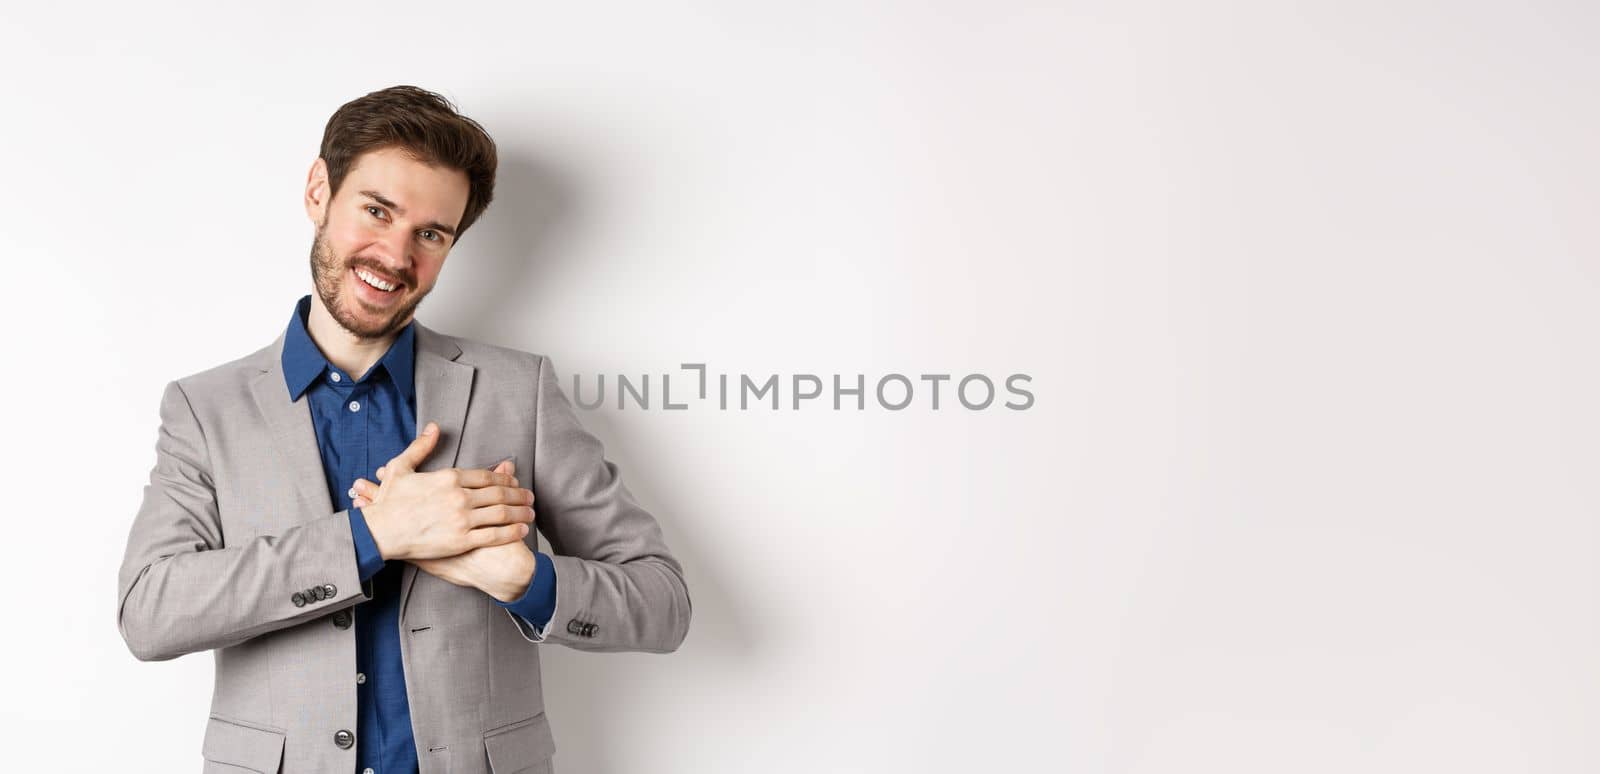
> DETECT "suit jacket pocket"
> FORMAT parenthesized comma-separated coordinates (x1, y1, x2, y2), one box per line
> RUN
(202, 714, 285, 774)
(483, 711, 556, 773)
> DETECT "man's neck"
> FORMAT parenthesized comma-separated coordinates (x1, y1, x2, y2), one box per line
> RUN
(305, 294, 405, 381)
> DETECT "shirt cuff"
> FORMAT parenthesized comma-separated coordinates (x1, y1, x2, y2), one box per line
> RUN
(347, 507, 386, 582)
(496, 551, 557, 630)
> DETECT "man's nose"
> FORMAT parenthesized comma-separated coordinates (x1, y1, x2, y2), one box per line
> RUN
(374, 230, 414, 274)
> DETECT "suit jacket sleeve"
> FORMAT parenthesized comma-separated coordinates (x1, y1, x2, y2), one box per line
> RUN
(502, 354, 692, 652)
(116, 379, 373, 661)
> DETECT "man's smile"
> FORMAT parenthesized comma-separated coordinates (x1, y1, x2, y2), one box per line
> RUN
(355, 267, 399, 291)
(351, 265, 406, 305)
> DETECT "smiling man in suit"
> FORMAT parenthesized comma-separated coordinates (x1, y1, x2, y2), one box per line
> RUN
(115, 85, 692, 774)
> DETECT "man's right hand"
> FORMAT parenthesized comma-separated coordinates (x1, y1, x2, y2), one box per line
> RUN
(359, 421, 536, 561)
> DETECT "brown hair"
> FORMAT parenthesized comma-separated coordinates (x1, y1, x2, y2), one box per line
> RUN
(318, 85, 498, 242)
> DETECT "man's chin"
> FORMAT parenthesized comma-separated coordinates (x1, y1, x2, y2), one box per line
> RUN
(336, 300, 409, 339)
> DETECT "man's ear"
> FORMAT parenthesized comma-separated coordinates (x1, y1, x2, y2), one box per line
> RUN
(304, 157, 331, 224)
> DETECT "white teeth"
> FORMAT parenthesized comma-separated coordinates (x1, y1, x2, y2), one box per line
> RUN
(356, 268, 397, 291)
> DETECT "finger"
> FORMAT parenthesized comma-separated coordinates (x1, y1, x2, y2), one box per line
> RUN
(353, 478, 378, 500)
(494, 459, 513, 476)
(386, 421, 440, 476)
(466, 503, 536, 529)
(375, 464, 389, 482)
(500, 460, 528, 496)
(464, 485, 535, 509)
(353, 495, 370, 508)
(452, 467, 520, 489)
(468, 522, 529, 548)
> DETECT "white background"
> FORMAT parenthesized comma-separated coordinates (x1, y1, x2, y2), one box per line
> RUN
(2, 1, 1598, 772)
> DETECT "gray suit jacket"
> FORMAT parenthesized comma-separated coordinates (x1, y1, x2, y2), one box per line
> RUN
(116, 319, 692, 774)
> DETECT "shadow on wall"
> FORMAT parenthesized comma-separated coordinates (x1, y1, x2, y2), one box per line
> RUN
(429, 151, 577, 337)
(426, 145, 756, 773)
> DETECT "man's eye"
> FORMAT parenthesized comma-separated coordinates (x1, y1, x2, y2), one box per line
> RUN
(366, 205, 386, 220)
(420, 230, 438, 242)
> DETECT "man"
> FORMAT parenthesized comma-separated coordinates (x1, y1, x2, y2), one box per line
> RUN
(116, 85, 692, 774)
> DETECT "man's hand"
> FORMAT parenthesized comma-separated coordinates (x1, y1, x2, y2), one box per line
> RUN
(358, 422, 536, 561)
(355, 457, 539, 603)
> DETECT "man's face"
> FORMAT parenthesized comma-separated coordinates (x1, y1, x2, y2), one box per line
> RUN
(305, 145, 472, 339)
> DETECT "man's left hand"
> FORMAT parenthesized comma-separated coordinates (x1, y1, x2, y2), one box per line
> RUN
(353, 458, 537, 603)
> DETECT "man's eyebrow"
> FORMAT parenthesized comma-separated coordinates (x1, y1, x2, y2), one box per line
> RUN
(359, 189, 459, 239)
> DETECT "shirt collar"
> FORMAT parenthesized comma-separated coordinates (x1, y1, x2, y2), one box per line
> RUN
(280, 294, 417, 403)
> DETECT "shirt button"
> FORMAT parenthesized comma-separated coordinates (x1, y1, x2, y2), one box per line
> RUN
(348, 486, 357, 499)
(348, 400, 361, 412)
(364, 769, 375, 774)
(356, 672, 366, 684)
(330, 372, 342, 382)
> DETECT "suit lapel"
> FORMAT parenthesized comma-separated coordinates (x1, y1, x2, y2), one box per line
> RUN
(251, 331, 336, 520)
(400, 321, 474, 619)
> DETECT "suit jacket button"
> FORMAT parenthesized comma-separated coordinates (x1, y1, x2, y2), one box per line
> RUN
(323, 583, 337, 597)
(334, 729, 355, 749)
(332, 610, 352, 629)
(292, 592, 307, 607)
(310, 586, 325, 601)
(584, 623, 597, 637)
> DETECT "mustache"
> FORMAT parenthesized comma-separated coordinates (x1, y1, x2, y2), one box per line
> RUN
(347, 258, 413, 289)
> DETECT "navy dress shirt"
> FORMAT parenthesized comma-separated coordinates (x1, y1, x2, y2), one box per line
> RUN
(280, 295, 557, 774)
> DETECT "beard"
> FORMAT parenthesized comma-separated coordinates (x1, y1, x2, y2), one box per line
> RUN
(308, 222, 426, 340)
